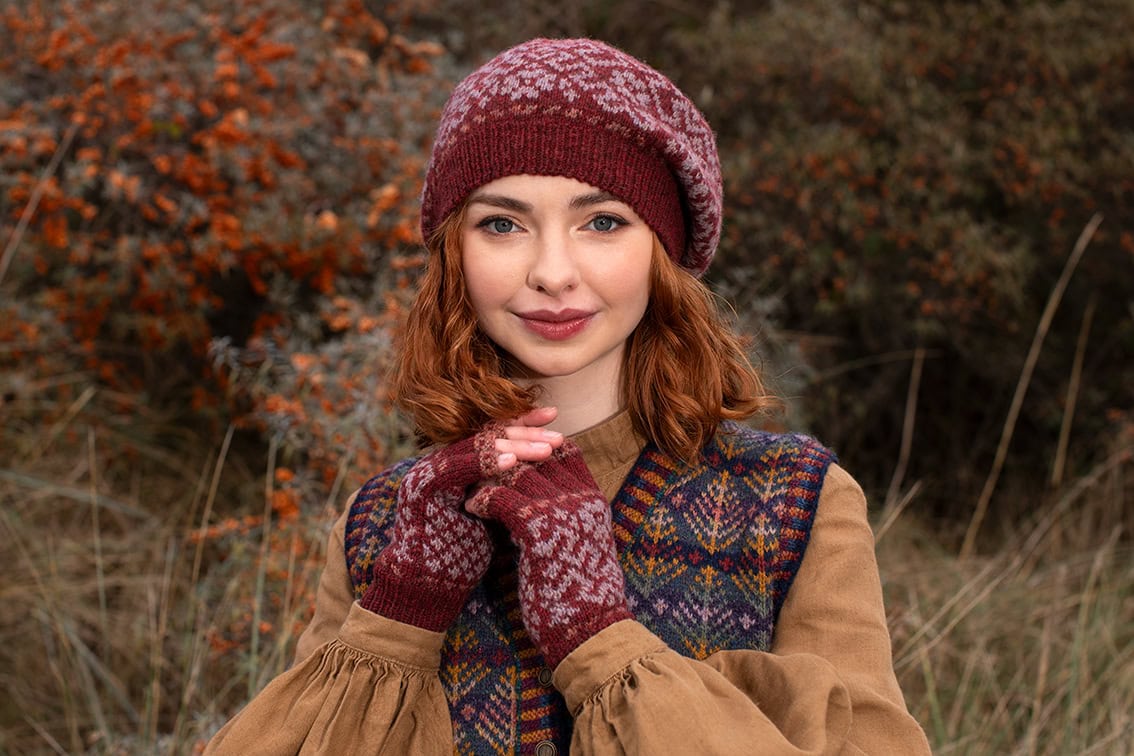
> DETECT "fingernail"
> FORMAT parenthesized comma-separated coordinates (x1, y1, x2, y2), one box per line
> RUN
(530, 441, 550, 451)
(540, 430, 562, 440)
(498, 452, 516, 466)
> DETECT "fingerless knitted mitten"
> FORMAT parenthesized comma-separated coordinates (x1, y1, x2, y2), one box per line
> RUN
(469, 441, 633, 667)
(361, 425, 503, 632)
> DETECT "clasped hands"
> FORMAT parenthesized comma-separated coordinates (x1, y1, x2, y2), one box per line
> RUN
(361, 406, 632, 668)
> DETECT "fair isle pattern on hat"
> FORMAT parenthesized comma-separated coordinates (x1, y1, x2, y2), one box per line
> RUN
(421, 38, 723, 276)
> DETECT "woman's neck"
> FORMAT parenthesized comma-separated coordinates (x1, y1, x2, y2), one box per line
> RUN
(540, 385, 621, 435)
(516, 363, 623, 436)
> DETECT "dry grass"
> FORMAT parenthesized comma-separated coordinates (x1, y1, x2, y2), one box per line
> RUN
(0, 390, 330, 755)
(879, 452, 1134, 754)
(1, 385, 1131, 754)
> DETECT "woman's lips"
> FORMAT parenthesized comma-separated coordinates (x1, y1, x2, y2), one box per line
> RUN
(516, 309, 594, 341)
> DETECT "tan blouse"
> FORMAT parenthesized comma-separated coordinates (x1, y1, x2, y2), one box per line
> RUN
(206, 413, 931, 754)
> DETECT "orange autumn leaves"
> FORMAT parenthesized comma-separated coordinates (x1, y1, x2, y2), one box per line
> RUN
(2, 0, 448, 659)
(189, 466, 298, 544)
(1, 0, 444, 416)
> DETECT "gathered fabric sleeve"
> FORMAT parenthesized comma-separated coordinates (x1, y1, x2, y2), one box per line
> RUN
(205, 491, 456, 755)
(205, 605, 453, 755)
(555, 464, 931, 756)
(293, 499, 356, 664)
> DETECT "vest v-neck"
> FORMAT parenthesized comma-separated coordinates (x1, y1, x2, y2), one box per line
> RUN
(569, 410, 647, 503)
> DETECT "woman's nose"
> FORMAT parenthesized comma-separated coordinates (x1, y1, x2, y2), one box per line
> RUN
(526, 232, 579, 296)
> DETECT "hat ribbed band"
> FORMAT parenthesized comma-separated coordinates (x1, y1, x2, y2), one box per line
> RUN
(420, 38, 721, 275)
(422, 116, 686, 264)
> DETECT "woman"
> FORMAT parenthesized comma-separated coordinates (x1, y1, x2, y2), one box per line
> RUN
(207, 38, 931, 755)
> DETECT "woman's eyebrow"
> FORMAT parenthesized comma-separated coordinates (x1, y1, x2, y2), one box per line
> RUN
(569, 190, 620, 209)
(466, 193, 531, 212)
(466, 190, 621, 212)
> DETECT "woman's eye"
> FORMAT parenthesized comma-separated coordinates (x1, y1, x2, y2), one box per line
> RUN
(587, 215, 623, 232)
(477, 217, 517, 234)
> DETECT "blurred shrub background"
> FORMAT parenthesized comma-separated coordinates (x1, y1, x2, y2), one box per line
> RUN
(1, 0, 1131, 752)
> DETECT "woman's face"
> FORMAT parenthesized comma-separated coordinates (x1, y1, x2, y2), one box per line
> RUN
(460, 174, 654, 387)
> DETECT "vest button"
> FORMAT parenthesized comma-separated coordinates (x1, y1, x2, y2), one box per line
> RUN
(537, 667, 554, 687)
(535, 741, 557, 756)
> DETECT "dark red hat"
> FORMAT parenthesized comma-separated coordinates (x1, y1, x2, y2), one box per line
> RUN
(420, 38, 722, 276)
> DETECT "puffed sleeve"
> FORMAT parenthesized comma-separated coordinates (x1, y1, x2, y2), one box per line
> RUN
(204, 490, 456, 755)
(554, 464, 931, 755)
(292, 498, 356, 664)
(204, 604, 453, 755)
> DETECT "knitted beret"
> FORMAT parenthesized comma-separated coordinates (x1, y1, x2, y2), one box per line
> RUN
(420, 38, 723, 276)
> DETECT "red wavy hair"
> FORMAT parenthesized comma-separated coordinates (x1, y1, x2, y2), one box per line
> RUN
(393, 206, 773, 463)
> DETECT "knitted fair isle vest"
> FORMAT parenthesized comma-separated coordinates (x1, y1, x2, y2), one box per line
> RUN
(345, 422, 834, 755)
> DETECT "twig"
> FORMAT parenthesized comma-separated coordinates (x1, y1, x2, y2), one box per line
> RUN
(23, 716, 69, 755)
(32, 385, 96, 461)
(0, 121, 79, 288)
(1051, 294, 1096, 487)
(0, 468, 150, 519)
(885, 346, 925, 513)
(88, 428, 110, 666)
(190, 424, 236, 588)
(960, 213, 1103, 558)
(250, 433, 281, 697)
(1018, 443, 1130, 560)
(876, 480, 922, 543)
(1025, 613, 1053, 756)
(812, 347, 940, 382)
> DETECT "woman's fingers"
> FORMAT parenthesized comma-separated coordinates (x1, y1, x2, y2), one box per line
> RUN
(494, 436, 557, 463)
(491, 406, 561, 465)
(476, 406, 560, 472)
(495, 451, 518, 472)
(515, 406, 558, 427)
(501, 425, 563, 444)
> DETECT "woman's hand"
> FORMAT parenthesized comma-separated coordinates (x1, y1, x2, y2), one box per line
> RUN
(361, 408, 562, 631)
(492, 406, 564, 471)
(361, 421, 510, 631)
(467, 441, 633, 668)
